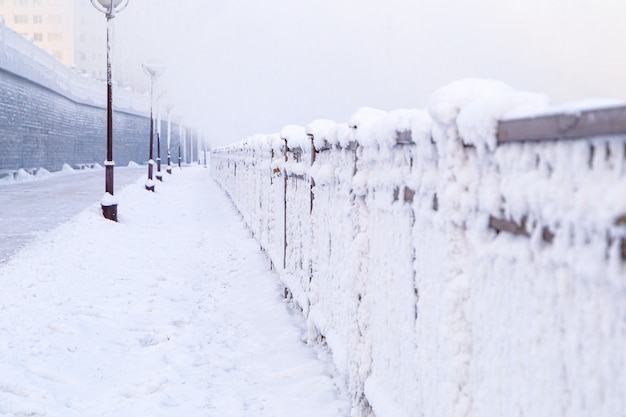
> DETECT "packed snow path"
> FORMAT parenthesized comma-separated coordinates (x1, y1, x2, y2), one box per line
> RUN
(0, 166, 349, 417)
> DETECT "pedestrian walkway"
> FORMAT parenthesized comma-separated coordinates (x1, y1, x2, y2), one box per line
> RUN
(0, 166, 349, 417)
(0, 166, 145, 263)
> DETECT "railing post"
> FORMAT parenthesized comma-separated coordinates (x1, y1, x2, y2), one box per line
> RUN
(309, 133, 316, 214)
(283, 137, 288, 271)
(309, 133, 317, 285)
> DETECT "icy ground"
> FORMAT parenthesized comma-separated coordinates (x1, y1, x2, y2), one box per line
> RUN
(0, 165, 145, 263)
(0, 166, 349, 417)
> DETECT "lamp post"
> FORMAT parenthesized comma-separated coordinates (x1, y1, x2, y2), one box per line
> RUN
(155, 91, 166, 181)
(166, 104, 174, 174)
(91, 0, 130, 221)
(203, 133, 208, 168)
(178, 123, 184, 169)
(142, 59, 165, 191)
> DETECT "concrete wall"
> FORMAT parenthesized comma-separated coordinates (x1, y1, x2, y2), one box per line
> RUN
(0, 19, 187, 174)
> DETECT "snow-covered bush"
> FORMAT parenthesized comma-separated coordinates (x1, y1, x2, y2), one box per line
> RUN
(211, 79, 626, 417)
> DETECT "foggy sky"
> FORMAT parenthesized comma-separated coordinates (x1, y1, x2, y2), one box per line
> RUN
(109, 0, 626, 147)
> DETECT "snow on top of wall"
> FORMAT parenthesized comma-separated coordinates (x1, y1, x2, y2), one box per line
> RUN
(327, 122, 354, 148)
(276, 108, 432, 151)
(362, 109, 433, 148)
(280, 125, 309, 149)
(219, 78, 625, 157)
(385, 109, 432, 139)
(305, 119, 336, 149)
(428, 78, 550, 150)
(247, 134, 269, 151)
(0, 19, 148, 116)
(348, 107, 386, 146)
(349, 107, 388, 129)
(428, 79, 513, 125)
(268, 133, 283, 152)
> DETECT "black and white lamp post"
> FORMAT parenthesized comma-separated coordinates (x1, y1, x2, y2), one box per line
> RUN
(203, 133, 208, 168)
(166, 104, 174, 174)
(142, 60, 165, 191)
(91, 0, 130, 221)
(178, 122, 183, 169)
(156, 91, 166, 182)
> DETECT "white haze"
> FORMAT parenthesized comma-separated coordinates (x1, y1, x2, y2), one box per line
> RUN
(108, 0, 626, 147)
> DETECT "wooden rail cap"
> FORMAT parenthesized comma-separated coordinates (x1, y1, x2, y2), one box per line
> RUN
(497, 105, 626, 143)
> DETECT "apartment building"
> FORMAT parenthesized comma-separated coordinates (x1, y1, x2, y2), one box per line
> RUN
(0, 0, 107, 81)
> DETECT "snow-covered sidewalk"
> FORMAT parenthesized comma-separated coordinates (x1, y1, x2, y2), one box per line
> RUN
(0, 166, 349, 417)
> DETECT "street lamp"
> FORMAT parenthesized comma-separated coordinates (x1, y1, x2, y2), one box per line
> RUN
(91, 0, 130, 221)
(156, 90, 166, 182)
(142, 59, 165, 191)
(203, 133, 208, 168)
(166, 104, 174, 174)
(178, 123, 184, 169)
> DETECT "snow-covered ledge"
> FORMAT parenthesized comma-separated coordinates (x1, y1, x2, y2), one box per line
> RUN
(0, 18, 148, 116)
(211, 79, 626, 417)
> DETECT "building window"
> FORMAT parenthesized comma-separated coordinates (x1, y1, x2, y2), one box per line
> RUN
(33, 32, 43, 41)
(15, 0, 28, 5)
(33, 15, 42, 23)
(48, 32, 62, 42)
(53, 50, 62, 61)
(14, 15, 28, 23)
(79, 52, 86, 61)
(33, 0, 43, 4)
(48, 14, 62, 24)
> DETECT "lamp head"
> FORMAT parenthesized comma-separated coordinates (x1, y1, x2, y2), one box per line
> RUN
(142, 60, 166, 78)
(90, 0, 129, 16)
(97, 0, 124, 7)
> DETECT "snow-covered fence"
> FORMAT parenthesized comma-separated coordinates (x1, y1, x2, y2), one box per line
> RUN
(211, 79, 626, 417)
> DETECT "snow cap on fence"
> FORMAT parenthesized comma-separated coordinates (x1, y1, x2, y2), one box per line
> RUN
(249, 133, 271, 151)
(305, 119, 336, 149)
(428, 78, 550, 150)
(250, 133, 266, 142)
(348, 107, 387, 147)
(362, 109, 433, 148)
(327, 122, 354, 148)
(240, 136, 251, 148)
(268, 133, 283, 152)
(280, 125, 308, 150)
(349, 107, 387, 129)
